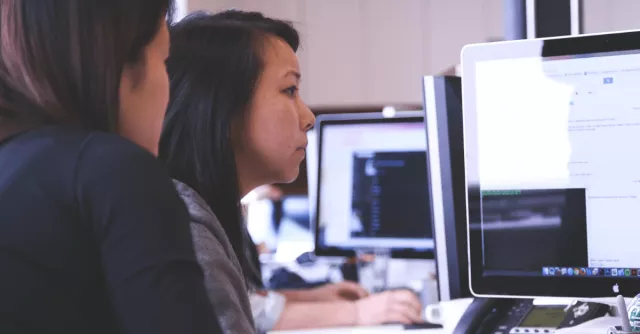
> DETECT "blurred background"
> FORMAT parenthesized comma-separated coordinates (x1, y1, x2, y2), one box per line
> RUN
(173, 0, 640, 275)
(176, 0, 640, 196)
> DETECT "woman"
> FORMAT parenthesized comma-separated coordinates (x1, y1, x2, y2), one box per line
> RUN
(0, 1, 221, 333)
(159, 10, 423, 333)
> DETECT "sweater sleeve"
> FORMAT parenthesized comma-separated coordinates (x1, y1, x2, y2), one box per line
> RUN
(75, 133, 222, 334)
(249, 290, 287, 333)
(191, 222, 257, 333)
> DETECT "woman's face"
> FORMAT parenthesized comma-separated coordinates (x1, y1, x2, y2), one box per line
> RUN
(235, 36, 316, 194)
(118, 19, 170, 155)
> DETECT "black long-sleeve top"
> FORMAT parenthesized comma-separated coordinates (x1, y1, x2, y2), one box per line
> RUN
(0, 125, 222, 334)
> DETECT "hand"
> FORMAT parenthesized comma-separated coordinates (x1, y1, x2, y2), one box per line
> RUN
(309, 281, 369, 301)
(354, 290, 423, 325)
(255, 242, 270, 255)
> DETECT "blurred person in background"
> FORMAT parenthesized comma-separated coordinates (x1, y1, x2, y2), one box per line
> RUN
(159, 10, 423, 333)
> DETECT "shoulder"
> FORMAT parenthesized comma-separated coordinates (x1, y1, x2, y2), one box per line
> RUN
(1, 125, 95, 166)
(74, 130, 172, 191)
(0, 125, 159, 191)
(73, 130, 180, 202)
(8, 125, 165, 178)
(73, 131, 186, 224)
(173, 180, 224, 237)
(5, 125, 147, 161)
(77, 131, 159, 168)
(173, 180, 216, 223)
(174, 180, 238, 259)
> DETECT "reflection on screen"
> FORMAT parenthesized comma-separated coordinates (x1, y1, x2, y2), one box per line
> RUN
(471, 49, 640, 276)
(317, 121, 433, 251)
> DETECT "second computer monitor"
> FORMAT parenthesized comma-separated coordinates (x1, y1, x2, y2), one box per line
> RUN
(462, 29, 640, 298)
(314, 112, 434, 259)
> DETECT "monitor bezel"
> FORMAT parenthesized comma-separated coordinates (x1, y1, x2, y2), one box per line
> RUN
(462, 29, 640, 298)
(422, 75, 471, 301)
(313, 111, 435, 259)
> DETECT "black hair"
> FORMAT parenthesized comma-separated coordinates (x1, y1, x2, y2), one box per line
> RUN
(158, 10, 300, 282)
(0, 0, 173, 139)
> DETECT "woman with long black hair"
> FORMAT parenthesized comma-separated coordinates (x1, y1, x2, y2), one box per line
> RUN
(160, 10, 423, 333)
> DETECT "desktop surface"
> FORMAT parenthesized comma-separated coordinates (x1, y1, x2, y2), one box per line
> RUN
(462, 30, 640, 297)
(314, 113, 434, 259)
(269, 326, 444, 334)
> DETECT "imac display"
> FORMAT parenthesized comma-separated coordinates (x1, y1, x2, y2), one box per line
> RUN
(462, 30, 640, 297)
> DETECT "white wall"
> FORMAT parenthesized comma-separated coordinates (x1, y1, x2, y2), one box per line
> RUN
(180, 0, 640, 107)
(185, 0, 503, 107)
(583, 0, 640, 34)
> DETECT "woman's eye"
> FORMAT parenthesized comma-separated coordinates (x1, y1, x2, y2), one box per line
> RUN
(283, 86, 298, 97)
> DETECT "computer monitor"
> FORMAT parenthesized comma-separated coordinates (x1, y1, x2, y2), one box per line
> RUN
(422, 76, 471, 301)
(307, 114, 368, 253)
(462, 30, 640, 298)
(314, 111, 434, 259)
(281, 196, 311, 229)
(305, 129, 318, 229)
(245, 195, 313, 262)
(269, 196, 312, 233)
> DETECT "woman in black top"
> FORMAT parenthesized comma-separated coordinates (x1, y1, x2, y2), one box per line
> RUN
(0, 1, 221, 333)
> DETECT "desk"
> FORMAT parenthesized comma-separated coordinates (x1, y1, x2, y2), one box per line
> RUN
(268, 298, 472, 334)
(556, 316, 621, 333)
(268, 325, 444, 333)
(269, 297, 627, 334)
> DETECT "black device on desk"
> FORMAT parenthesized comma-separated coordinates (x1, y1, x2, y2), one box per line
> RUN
(453, 298, 610, 334)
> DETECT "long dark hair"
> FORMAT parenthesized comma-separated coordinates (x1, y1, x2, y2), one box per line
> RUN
(159, 10, 299, 280)
(0, 0, 173, 140)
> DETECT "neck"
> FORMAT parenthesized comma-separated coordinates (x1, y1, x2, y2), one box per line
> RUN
(236, 157, 272, 200)
(239, 181, 256, 199)
(237, 169, 264, 199)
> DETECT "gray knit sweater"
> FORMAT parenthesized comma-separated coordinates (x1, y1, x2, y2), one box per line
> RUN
(173, 180, 256, 334)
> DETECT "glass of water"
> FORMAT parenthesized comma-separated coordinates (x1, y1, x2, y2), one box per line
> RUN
(355, 247, 391, 293)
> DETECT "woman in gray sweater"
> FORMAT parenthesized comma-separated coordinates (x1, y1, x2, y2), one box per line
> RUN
(159, 10, 423, 333)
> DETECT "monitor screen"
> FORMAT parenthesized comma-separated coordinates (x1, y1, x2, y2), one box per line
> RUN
(462, 30, 640, 297)
(305, 129, 318, 228)
(315, 115, 434, 258)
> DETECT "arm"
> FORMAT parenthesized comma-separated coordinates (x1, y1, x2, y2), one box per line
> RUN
(76, 134, 221, 334)
(254, 290, 423, 331)
(191, 222, 256, 333)
(276, 281, 369, 302)
(273, 301, 357, 330)
(249, 290, 355, 331)
(276, 289, 323, 302)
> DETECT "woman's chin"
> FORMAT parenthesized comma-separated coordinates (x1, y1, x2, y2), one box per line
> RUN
(280, 166, 300, 184)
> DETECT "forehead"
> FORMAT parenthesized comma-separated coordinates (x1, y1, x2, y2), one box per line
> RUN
(261, 36, 299, 74)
